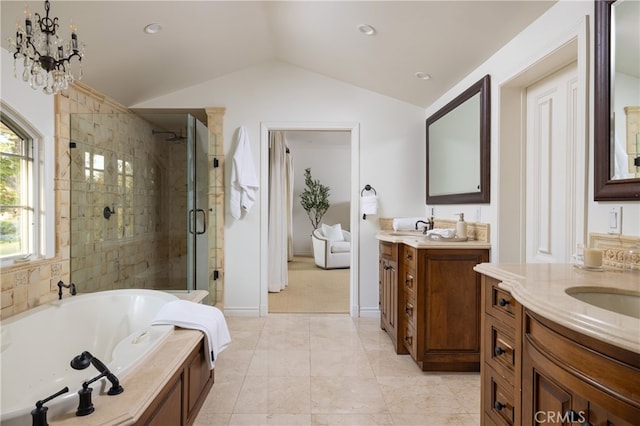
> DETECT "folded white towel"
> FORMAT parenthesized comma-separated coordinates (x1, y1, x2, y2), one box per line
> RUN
(151, 300, 231, 369)
(392, 217, 427, 231)
(426, 228, 456, 238)
(360, 195, 378, 215)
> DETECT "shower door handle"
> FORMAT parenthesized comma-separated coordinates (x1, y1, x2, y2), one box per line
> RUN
(188, 209, 196, 234)
(195, 208, 207, 235)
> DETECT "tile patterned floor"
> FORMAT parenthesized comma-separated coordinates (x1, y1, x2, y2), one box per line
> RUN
(194, 314, 480, 425)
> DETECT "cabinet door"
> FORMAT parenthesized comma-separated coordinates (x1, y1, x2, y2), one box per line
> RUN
(422, 249, 487, 371)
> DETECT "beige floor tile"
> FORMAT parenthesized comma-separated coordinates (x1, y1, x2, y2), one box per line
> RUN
(312, 413, 395, 425)
(229, 413, 313, 425)
(215, 349, 254, 378)
(366, 349, 424, 377)
(248, 350, 311, 377)
(377, 376, 464, 414)
(391, 412, 479, 425)
(311, 376, 389, 415)
(256, 329, 310, 351)
(310, 350, 375, 377)
(199, 375, 244, 414)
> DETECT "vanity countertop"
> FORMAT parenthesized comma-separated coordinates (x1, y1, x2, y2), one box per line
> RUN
(474, 262, 640, 354)
(376, 230, 491, 249)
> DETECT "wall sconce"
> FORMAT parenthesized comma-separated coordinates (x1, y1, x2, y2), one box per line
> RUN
(103, 205, 116, 220)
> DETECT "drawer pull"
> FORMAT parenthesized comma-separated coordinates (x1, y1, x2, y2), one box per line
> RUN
(494, 346, 506, 356)
(404, 335, 413, 345)
(494, 401, 505, 411)
(498, 297, 509, 307)
(405, 304, 413, 315)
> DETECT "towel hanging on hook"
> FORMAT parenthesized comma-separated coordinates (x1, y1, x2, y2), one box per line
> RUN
(360, 185, 378, 220)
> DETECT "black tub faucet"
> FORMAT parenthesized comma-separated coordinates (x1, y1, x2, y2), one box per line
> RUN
(57, 280, 76, 300)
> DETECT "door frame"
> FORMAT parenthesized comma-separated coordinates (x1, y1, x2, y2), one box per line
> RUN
(496, 18, 589, 262)
(259, 122, 360, 317)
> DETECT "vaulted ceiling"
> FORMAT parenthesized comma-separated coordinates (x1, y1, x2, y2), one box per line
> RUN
(1, 1, 556, 109)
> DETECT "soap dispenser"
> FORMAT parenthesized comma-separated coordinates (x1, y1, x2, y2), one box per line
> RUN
(455, 213, 467, 238)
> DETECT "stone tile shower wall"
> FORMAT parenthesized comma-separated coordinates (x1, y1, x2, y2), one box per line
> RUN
(70, 113, 182, 291)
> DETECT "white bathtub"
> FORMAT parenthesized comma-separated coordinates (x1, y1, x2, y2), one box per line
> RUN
(0, 289, 178, 425)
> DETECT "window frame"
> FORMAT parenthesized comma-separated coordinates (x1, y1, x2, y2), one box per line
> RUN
(0, 104, 44, 265)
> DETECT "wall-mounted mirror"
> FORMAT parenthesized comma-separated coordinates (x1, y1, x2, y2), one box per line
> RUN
(426, 74, 490, 204)
(594, 0, 640, 200)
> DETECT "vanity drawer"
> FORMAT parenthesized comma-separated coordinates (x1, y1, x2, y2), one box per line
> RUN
(485, 278, 516, 326)
(485, 316, 516, 380)
(483, 363, 515, 426)
(379, 241, 397, 261)
(403, 269, 416, 299)
(403, 322, 417, 358)
(402, 245, 417, 270)
(403, 298, 416, 328)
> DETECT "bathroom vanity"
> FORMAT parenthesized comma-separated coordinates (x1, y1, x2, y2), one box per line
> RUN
(475, 263, 640, 425)
(377, 230, 491, 371)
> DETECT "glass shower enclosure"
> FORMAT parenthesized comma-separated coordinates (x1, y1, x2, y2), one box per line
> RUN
(69, 112, 211, 301)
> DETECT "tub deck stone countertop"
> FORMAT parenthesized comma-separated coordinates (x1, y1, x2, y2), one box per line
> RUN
(474, 262, 640, 354)
(49, 328, 204, 425)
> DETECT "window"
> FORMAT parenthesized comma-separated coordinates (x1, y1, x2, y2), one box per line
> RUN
(0, 113, 38, 261)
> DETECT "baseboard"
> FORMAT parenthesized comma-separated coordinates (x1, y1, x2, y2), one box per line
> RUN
(358, 306, 381, 318)
(223, 307, 262, 317)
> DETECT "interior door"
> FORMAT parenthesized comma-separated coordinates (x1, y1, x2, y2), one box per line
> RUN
(525, 62, 579, 263)
(187, 114, 209, 298)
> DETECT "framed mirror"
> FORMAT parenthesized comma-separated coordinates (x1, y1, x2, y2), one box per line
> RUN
(594, 0, 640, 200)
(426, 74, 490, 204)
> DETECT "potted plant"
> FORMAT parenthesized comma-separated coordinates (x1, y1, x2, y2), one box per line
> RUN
(299, 167, 330, 230)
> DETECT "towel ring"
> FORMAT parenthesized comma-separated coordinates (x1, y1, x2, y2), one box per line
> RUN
(360, 184, 376, 197)
(361, 185, 377, 220)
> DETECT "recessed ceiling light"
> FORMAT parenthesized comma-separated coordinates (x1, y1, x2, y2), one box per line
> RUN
(415, 72, 431, 80)
(144, 23, 162, 35)
(357, 24, 376, 36)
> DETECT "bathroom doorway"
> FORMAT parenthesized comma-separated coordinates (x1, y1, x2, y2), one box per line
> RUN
(259, 122, 360, 317)
(268, 130, 351, 313)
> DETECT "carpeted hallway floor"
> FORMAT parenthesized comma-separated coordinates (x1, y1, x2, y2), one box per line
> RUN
(268, 256, 350, 314)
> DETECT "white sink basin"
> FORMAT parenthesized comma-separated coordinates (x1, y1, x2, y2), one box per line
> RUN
(565, 287, 640, 319)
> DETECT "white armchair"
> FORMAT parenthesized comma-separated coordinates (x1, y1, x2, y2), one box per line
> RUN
(312, 227, 351, 269)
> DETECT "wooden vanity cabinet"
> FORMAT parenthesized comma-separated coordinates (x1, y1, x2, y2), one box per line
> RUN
(407, 248, 489, 371)
(481, 275, 522, 426)
(138, 337, 214, 425)
(522, 310, 640, 426)
(480, 274, 640, 426)
(379, 241, 405, 353)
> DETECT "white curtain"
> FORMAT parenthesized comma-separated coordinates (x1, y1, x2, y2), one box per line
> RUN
(268, 131, 293, 292)
(286, 149, 295, 262)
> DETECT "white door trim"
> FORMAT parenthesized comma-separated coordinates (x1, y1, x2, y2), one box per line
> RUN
(259, 122, 360, 317)
(496, 17, 589, 262)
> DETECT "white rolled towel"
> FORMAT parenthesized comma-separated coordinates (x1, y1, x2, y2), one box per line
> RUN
(426, 228, 456, 238)
(392, 217, 427, 231)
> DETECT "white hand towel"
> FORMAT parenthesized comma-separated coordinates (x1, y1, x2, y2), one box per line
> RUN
(392, 217, 427, 231)
(151, 300, 231, 369)
(360, 195, 378, 215)
(230, 126, 259, 219)
(426, 228, 456, 238)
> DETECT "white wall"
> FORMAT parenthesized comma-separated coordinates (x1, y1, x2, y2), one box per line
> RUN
(133, 61, 426, 315)
(287, 131, 351, 256)
(424, 0, 639, 259)
(1, 48, 56, 259)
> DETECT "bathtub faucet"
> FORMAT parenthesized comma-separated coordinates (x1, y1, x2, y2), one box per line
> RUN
(70, 351, 124, 397)
(31, 386, 69, 426)
(57, 280, 77, 300)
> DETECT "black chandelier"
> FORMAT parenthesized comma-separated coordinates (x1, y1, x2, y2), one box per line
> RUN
(8, 0, 85, 94)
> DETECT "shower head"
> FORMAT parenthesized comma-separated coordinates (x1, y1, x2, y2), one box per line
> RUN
(152, 129, 187, 141)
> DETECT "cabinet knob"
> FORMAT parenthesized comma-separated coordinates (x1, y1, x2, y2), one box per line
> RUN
(404, 335, 413, 345)
(494, 346, 506, 357)
(405, 304, 413, 315)
(498, 297, 509, 307)
(494, 401, 505, 411)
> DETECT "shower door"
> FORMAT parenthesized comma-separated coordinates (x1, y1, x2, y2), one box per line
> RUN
(187, 114, 209, 299)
